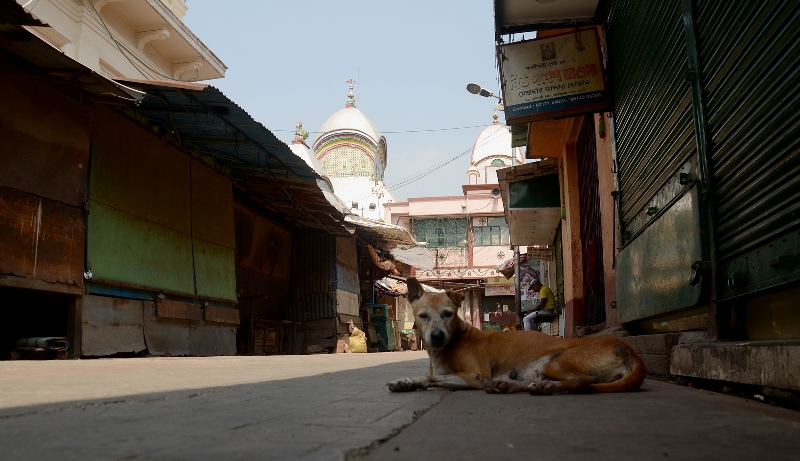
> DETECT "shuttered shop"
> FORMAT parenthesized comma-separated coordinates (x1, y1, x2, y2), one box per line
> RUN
(607, 0, 697, 239)
(696, 0, 800, 299)
(87, 106, 236, 301)
(289, 233, 337, 322)
(607, 0, 706, 322)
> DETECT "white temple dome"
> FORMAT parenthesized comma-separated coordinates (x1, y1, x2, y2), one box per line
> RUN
(313, 107, 383, 145)
(312, 83, 388, 181)
(310, 82, 394, 221)
(467, 111, 525, 185)
(470, 112, 525, 167)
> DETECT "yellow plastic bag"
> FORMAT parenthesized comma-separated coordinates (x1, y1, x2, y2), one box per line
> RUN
(348, 326, 367, 353)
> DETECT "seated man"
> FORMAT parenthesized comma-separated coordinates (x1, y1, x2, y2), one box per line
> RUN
(522, 279, 556, 331)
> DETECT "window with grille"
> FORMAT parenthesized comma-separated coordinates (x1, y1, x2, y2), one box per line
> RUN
(473, 217, 510, 246)
(319, 146, 373, 177)
(412, 218, 468, 248)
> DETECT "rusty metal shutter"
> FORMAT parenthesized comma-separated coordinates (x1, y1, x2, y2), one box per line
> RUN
(695, 0, 800, 299)
(290, 232, 337, 322)
(607, 0, 697, 241)
(576, 116, 606, 326)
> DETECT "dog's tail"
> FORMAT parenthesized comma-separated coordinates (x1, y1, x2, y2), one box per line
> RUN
(588, 344, 647, 393)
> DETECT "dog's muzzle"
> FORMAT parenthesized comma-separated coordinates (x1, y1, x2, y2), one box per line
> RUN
(429, 328, 447, 349)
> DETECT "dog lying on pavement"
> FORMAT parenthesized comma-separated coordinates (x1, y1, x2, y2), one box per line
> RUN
(388, 278, 645, 395)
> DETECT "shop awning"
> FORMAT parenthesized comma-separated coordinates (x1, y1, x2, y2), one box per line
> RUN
(344, 216, 416, 244)
(496, 254, 528, 279)
(0, 5, 146, 105)
(115, 78, 350, 237)
(497, 159, 562, 246)
(495, 0, 602, 35)
(344, 216, 436, 270)
(374, 276, 444, 298)
(389, 246, 436, 271)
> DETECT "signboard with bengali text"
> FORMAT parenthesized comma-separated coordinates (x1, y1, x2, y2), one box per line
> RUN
(484, 283, 515, 297)
(498, 28, 608, 124)
(527, 247, 554, 261)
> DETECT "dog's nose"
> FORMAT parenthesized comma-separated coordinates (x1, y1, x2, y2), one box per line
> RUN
(430, 329, 446, 348)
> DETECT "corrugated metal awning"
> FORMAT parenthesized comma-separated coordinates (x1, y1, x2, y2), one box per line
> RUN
(374, 276, 444, 298)
(0, 6, 145, 104)
(344, 216, 436, 269)
(344, 216, 417, 245)
(115, 78, 350, 237)
(495, 0, 602, 35)
(0, 6, 344, 236)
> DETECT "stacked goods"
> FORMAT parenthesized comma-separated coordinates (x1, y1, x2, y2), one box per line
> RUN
(15, 337, 70, 351)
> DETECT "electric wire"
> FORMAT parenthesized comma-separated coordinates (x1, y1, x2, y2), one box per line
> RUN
(343, 126, 512, 205)
(273, 124, 489, 134)
(385, 127, 509, 191)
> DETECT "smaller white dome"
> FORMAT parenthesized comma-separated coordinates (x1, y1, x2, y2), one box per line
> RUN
(289, 122, 328, 176)
(471, 122, 524, 167)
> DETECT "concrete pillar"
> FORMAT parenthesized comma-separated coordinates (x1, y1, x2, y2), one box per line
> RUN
(560, 118, 585, 337)
(594, 112, 620, 327)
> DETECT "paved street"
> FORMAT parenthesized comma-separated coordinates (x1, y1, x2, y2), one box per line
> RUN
(2, 352, 799, 461)
(0, 352, 440, 461)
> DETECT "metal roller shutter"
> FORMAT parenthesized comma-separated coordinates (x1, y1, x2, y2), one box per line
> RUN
(696, 0, 800, 299)
(607, 0, 697, 241)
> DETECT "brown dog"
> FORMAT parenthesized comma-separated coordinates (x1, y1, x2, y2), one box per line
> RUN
(388, 278, 645, 394)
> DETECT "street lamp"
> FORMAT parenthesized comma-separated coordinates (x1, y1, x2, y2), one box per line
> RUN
(466, 82, 501, 100)
(466, 81, 520, 327)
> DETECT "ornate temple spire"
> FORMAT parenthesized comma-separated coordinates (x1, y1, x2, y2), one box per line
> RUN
(345, 79, 356, 108)
(292, 121, 309, 145)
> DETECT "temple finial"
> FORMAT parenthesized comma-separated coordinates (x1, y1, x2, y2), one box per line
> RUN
(345, 79, 356, 108)
(292, 121, 309, 144)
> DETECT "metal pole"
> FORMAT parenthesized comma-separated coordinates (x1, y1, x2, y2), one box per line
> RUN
(514, 246, 521, 328)
(510, 126, 522, 327)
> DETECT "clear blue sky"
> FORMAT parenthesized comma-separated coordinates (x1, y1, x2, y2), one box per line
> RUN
(183, 1, 506, 200)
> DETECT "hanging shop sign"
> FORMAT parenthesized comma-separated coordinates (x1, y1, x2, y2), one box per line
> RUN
(498, 28, 608, 124)
(484, 283, 515, 297)
(527, 247, 554, 261)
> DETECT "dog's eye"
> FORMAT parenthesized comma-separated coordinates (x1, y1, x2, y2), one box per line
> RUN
(442, 311, 454, 318)
(418, 313, 429, 320)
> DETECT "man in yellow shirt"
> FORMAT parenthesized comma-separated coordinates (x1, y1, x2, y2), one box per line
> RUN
(522, 279, 556, 331)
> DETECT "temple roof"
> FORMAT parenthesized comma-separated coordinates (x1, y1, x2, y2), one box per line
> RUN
(312, 82, 384, 147)
(470, 111, 525, 166)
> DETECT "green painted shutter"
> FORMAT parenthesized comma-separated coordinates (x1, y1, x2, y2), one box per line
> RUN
(608, 0, 706, 322)
(607, 0, 697, 239)
(696, 0, 800, 299)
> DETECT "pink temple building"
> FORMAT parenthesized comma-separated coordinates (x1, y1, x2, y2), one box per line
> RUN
(385, 111, 533, 331)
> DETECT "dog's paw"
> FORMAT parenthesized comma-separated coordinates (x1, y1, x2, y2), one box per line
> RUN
(484, 379, 512, 394)
(388, 377, 426, 392)
(527, 380, 557, 395)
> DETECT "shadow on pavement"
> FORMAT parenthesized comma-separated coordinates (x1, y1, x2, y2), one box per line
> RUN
(0, 357, 442, 461)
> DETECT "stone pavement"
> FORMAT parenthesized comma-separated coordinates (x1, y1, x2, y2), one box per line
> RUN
(0, 352, 440, 461)
(1, 351, 799, 461)
(364, 379, 800, 461)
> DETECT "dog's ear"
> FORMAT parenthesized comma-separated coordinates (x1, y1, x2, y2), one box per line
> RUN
(407, 277, 424, 304)
(447, 290, 464, 307)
